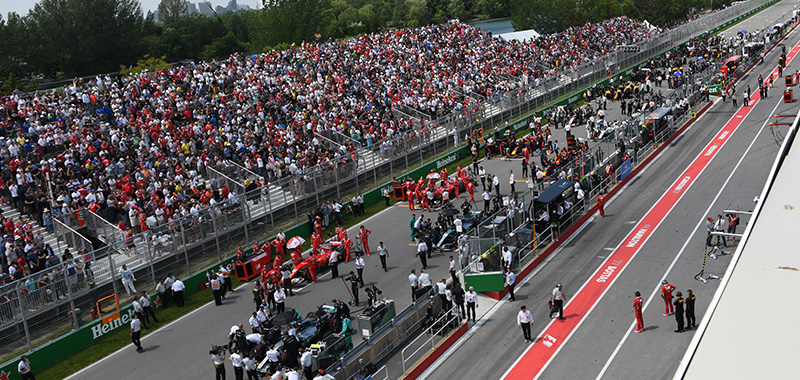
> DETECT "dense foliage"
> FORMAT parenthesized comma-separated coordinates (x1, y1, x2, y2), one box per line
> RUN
(0, 0, 729, 85)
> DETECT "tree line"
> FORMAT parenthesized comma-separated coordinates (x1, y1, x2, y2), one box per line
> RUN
(0, 0, 728, 89)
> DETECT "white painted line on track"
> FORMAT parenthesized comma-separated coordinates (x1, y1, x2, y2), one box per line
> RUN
(594, 91, 781, 380)
(419, 99, 717, 379)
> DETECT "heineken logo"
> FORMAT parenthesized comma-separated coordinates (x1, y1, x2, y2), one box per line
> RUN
(91, 309, 135, 339)
(436, 154, 457, 169)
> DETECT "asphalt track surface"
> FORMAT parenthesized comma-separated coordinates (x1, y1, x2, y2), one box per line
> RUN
(421, 6, 800, 380)
(63, 107, 555, 379)
(65, 4, 799, 380)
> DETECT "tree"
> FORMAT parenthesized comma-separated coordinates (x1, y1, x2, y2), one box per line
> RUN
(448, 0, 466, 20)
(120, 54, 173, 75)
(158, 0, 189, 24)
(27, 0, 144, 76)
(0, 13, 33, 77)
(510, 0, 560, 33)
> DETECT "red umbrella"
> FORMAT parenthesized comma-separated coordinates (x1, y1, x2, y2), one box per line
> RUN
(286, 236, 305, 249)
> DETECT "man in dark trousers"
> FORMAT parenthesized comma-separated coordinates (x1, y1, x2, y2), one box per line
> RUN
(685, 289, 696, 329)
(551, 283, 566, 320)
(252, 280, 264, 311)
(211, 272, 223, 306)
(673, 291, 685, 333)
(131, 314, 143, 353)
(348, 271, 361, 305)
(451, 283, 466, 319)
(505, 268, 516, 302)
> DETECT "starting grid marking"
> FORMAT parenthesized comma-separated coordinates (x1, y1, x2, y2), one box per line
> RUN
(501, 36, 800, 380)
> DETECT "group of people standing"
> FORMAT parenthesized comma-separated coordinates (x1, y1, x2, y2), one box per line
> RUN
(632, 280, 696, 334)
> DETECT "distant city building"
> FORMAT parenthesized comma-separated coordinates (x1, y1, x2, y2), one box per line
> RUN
(197, 1, 213, 16)
(184, 0, 254, 16)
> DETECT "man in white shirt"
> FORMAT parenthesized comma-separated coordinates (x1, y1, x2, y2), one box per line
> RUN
(509, 170, 516, 194)
(210, 346, 226, 379)
(139, 291, 158, 324)
(482, 190, 491, 212)
(172, 278, 185, 307)
(492, 174, 500, 195)
(418, 269, 432, 297)
(714, 214, 728, 248)
(505, 269, 516, 302)
(502, 245, 513, 271)
(377, 241, 389, 272)
(119, 264, 136, 295)
(274, 286, 286, 313)
(18, 355, 34, 380)
(301, 349, 314, 380)
(465, 286, 479, 322)
(245, 333, 262, 346)
(517, 305, 534, 342)
(354, 254, 366, 286)
(131, 299, 148, 329)
(266, 345, 280, 364)
(408, 270, 419, 301)
(448, 256, 458, 285)
(329, 248, 339, 279)
(230, 350, 244, 380)
(131, 314, 143, 352)
(552, 283, 567, 320)
(243, 354, 258, 380)
(155, 280, 168, 308)
(416, 240, 428, 269)
(249, 312, 260, 333)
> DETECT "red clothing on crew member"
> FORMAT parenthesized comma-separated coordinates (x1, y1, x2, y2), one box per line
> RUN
(633, 294, 645, 333)
(597, 195, 606, 217)
(661, 281, 676, 316)
(358, 226, 372, 256)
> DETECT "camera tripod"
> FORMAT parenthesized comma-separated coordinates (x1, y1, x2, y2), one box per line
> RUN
(695, 240, 730, 283)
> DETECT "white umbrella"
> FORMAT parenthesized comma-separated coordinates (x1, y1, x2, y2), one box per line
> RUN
(286, 236, 305, 249)
(426, 172, 441, 179)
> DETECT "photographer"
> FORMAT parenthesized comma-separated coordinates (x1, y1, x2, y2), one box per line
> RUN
(210, 345, 227, 380)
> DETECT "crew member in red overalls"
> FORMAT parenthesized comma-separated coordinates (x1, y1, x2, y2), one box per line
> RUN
(261, 241, 273, 263)
(311, 231, 322, 251)
(314, 216, 323, 236)
(271, 238, 285, 262)
(407, 189, 415, 211)
(342, 235, 353, 262)
(358, 225, 372, 256)
(467, 180, 475, 202)
(597, 194, 606, 217)
(661, 280, 676, 316)
(308, 252, 318, 283)
(633, 291, 645, 333)
(236, 247, 245, 262)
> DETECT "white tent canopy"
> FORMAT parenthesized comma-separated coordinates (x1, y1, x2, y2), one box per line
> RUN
(498, 29, 541, 42)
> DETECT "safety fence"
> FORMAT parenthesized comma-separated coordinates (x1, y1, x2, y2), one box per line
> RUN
(399, 309, 461, 374)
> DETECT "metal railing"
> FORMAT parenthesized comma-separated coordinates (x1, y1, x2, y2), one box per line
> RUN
(400, 309, 461, 374)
